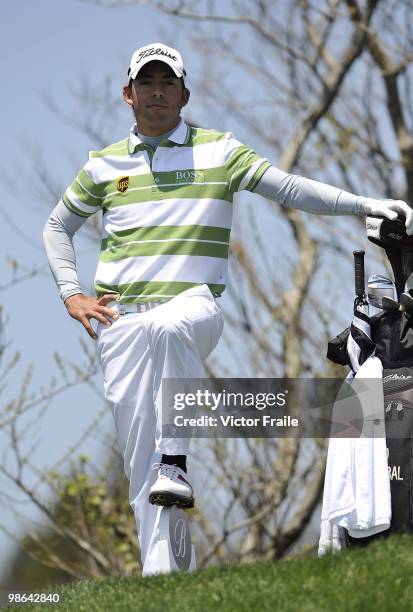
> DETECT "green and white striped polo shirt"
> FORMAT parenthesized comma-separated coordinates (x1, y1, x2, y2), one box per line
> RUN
(63, 119, 271, 303)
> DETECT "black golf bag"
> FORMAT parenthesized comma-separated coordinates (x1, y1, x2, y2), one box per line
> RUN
(327, 217, 413, 545)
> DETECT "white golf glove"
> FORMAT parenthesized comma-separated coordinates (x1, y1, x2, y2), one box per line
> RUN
(362, 198, 413, 235)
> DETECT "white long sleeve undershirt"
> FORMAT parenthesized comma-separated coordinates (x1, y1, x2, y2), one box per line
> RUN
(255, 166, 367, 215)
(42, 166, 369, 302)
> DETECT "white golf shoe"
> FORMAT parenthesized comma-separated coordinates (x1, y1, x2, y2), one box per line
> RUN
(149, 463, 194, 509)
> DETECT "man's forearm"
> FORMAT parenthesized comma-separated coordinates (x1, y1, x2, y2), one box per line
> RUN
(42, 199, 86, 302)
(254, 166, 368, 215)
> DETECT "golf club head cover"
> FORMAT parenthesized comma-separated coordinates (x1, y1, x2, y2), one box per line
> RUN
(366, 216, 413, 297)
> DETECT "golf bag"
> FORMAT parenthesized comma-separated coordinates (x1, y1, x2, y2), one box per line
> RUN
(327, 217, 413, 545)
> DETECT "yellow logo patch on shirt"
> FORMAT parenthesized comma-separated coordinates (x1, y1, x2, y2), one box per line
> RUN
(117, 176, 129, 192)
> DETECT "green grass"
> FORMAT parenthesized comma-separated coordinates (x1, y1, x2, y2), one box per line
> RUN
(11, 534, 413, 612)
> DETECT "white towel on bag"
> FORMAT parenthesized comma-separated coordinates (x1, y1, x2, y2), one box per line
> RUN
(318, 356, 391, 556)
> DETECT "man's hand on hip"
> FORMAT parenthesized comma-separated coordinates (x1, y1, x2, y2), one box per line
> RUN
(363, 198, 413, 235)
(64, 293, 120, 340)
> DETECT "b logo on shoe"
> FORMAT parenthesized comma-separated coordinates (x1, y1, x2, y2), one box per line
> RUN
(169, 507, 191, 570)
(174, 519, 187, 557)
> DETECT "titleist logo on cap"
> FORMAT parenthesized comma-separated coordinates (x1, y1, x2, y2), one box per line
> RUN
(136, 47, 178, 65)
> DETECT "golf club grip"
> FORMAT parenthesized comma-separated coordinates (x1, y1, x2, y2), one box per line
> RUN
(353, 250, 365, 297)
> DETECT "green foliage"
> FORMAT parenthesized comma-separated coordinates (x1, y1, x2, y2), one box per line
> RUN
(50, 456, 139, 575)
(15, 456, 141, 586)
(12, 534, 413, 612)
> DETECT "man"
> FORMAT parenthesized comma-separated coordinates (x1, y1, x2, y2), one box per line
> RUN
(43, 42, 413, 575)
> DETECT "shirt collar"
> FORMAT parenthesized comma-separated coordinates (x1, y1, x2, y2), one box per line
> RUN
(128, 118, 189, 153)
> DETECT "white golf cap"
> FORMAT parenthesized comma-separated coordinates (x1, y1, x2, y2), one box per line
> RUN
(128, 43, 186, 80)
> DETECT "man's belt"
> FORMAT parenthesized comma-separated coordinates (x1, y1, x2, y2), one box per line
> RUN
(107, 299, 171, 315)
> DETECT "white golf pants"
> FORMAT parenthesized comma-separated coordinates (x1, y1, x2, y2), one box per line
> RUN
(95, 284, 224, 575)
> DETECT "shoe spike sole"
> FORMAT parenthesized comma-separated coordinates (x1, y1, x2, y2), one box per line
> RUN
(149, 492, 194, 509)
